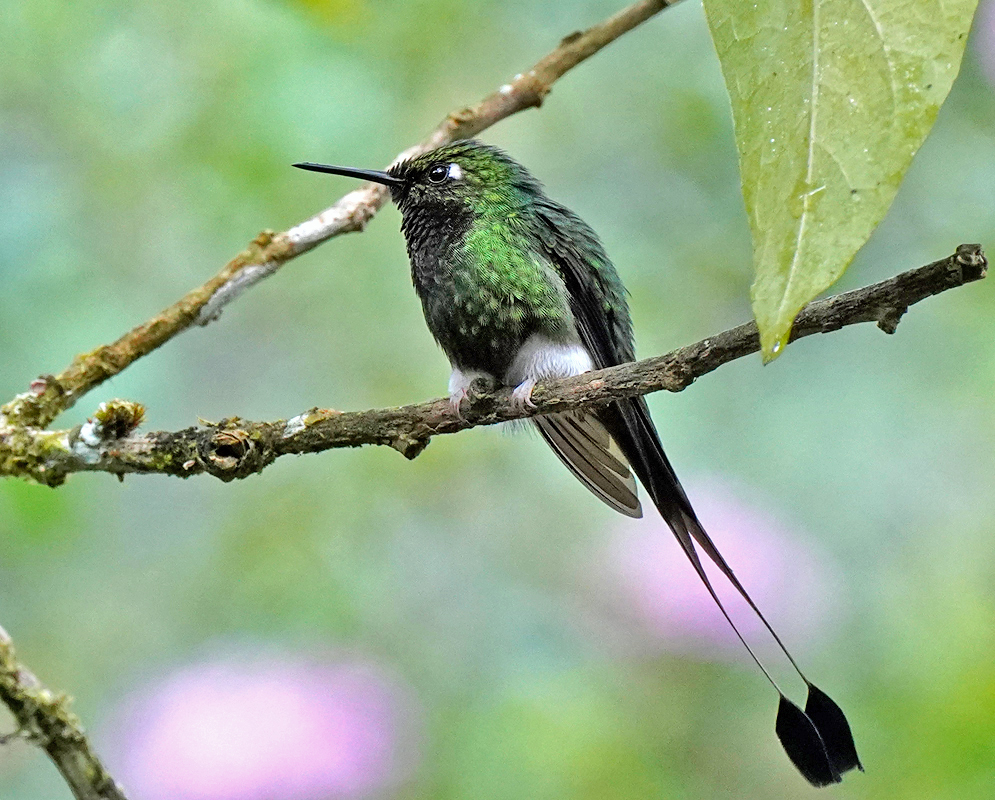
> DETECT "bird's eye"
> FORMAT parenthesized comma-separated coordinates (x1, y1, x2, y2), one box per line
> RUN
(426, 164, 449, 184)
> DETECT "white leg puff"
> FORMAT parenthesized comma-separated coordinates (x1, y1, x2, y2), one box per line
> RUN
(503, 335, 595, 402)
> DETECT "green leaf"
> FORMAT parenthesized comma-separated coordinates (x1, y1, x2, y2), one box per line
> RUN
(703, 0, 978, 360)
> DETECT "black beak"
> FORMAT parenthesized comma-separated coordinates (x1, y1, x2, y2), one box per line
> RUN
(292, 162, 404, 188)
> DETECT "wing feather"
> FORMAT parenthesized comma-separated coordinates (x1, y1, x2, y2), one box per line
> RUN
(534, 412, 641, 518)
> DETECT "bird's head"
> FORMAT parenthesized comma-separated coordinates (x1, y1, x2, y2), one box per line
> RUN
(294, 140, 542, 219)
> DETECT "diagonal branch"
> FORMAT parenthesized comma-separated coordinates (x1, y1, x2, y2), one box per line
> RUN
(0, 626, 127, 800)
(1, 244, 985, 487)
(0, 0, 678, 431)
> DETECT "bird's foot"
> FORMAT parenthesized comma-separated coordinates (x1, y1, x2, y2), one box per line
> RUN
(448, 388, 468, 419)
(511, 379, 537, 410)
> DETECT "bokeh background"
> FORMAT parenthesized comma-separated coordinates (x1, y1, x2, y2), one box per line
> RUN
(2, 0, 995, 797)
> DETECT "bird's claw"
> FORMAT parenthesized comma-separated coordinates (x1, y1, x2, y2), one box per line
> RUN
(449, 389, 468, 419)
(511, 380, 537, 411)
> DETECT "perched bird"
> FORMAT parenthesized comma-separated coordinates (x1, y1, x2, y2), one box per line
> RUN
(294, 140, 861, 786)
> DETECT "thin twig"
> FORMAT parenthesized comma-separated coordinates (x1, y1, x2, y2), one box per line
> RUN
(1, 245, 984, 487)
(0, 0, 677, 431)
(0, 626, 128, 800)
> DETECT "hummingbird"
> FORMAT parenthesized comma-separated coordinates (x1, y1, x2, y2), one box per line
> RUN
(294, 140, 861, 786)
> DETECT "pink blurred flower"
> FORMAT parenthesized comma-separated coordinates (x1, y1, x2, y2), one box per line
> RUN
(105, 650, 420, 800)
(599, 477, 840, 660)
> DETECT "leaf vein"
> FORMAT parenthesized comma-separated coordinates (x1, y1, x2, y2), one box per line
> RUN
(778, 0, 822, 324)
(856, 0, 899, 116)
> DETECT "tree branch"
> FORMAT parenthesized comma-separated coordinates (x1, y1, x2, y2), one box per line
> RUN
(0, 0, 678, 432)
(0, 626, 127, 800)
(1, 244, 985, 487)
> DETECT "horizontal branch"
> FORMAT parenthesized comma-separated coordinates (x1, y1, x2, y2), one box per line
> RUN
(1, 244, 984, 487)
(0, 0, 676, 432)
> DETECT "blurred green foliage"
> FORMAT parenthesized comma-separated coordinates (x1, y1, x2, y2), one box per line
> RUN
(2, 0, 995, 797)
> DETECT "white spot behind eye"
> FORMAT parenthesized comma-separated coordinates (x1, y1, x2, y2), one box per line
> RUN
(447, 163, 463, 180)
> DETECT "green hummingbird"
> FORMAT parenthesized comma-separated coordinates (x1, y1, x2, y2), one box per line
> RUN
(294, 140, 861, 786)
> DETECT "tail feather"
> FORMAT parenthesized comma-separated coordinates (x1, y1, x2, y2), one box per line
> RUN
(596, 396, 861, 787)
(535, 411, 642, 518)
